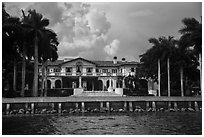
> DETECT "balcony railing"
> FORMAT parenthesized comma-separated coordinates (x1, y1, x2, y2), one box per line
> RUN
(39, 72, 125, 76)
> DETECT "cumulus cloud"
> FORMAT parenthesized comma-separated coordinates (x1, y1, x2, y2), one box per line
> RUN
(51, 2, 115, 59)
(86, 9, 111, 35)
(104, 39, 120, 56)
(5, 2, 119, 60)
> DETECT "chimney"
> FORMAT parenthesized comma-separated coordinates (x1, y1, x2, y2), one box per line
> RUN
(113, 56, 117, 64)
(122, 58, 126, 62)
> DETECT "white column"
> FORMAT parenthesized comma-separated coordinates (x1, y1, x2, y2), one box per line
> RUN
(102, 79, 105, 91)
(122, 78, 126, 88)
(113, 79, 117, 89)
(79, 76, 82, 88)
(51, 79, 55, 89)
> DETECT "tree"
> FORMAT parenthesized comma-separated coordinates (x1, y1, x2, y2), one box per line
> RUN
(2, 4, 23, 96)
(39, 29, 59, 96)
(179, 17, 202, 95)
(21, 9, 51, 97)
(140, 36, 177, 96)
(21, 9, 59, 97)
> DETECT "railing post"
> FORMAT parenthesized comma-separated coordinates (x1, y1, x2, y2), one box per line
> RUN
(124, 101, 127, 111)
(100, 102, 103, 110)
(194, 101, 199, 111)
(31, 103, 34, 114)
(146, 101, 150, 111)
(51, 103, 55, 110)
(168, 101, 171, 111)
(129, 101, 133, 112)
(58, 103, 62, 114)
(75, 102, 79, 110)
(188, 101, 192, 108)
(152, 101, 156, 112)
(6, 104, 10, 115)
(174, 102, 178, 111)
(25, 103, 28, 110)
(81, 102, 85, 113)
(106, 102, 110, 112)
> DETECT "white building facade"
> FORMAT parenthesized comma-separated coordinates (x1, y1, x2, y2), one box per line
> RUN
(39, 57, 140, 95)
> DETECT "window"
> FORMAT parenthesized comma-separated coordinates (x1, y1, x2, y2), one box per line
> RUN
(112, 69, 117, 73)
(50, 68, 53, 72)
(102, 69, 108, 73)
(131, 68, 135, 72)
(66, 67, 72, 72)
(86, 67, 92, 73)
(96, 69, 99, 73)
(76, 66, 81, 73)
(54, 68, 60, 72)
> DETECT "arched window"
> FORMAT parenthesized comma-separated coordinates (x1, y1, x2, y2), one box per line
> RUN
(76, 61, 83, 73)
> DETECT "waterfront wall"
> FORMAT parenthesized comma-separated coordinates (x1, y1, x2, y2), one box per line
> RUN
(2, 96, 202, 115)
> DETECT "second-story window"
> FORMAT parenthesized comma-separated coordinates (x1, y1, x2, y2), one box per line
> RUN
(50, 68, 53, 72)
(87, 67, 92, 73)
(112, 69, 117, 73)
(54, 68, 60, 72)
(131, 68, 135, 72)
(102, 69, 108, 73)
(66, 67, 72, 72)
(96, 69, 99, 73)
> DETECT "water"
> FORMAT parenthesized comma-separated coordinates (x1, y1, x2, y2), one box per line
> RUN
(2, 112, 202, 135)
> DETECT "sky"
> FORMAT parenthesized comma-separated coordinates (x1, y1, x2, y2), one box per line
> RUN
(4, 2, 202, 62)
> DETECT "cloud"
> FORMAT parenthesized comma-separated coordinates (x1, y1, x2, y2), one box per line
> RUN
(104, 39, 120, 56)
(86, 8, 111, 35)
(50, 2, 115, 60)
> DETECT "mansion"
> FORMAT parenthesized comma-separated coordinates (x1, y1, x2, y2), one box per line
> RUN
(38, 57, 156, 96)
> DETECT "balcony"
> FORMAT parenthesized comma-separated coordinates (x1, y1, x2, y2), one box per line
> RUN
(39, 72, 124, 76)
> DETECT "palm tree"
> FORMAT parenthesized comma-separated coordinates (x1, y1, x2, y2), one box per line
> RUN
(140, 36, 177, 96)
(179, 18, 202, 95)
(3, 6, 23, 94)
(39, 29, 59, 96)
(21, 9, 51, 97)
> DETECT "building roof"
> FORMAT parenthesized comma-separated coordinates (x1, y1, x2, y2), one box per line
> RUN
(39, 57, 139, 67)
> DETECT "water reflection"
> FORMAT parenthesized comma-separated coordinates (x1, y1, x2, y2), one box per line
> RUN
(2, 112, 202, 135)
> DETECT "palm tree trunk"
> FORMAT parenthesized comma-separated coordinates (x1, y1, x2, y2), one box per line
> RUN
(167, 57, 170, 97)
(199, 53, 202, 95)
(44, 61, 48, 97)
(158, 59, 161, 96)
(40, 61, 45, 97)
(13, 59, 17, 92)
(180, 67, 184, 97)
(33, 35, 39, 97)
(21, 45, 26, 97)
(21, 56, 26, 97)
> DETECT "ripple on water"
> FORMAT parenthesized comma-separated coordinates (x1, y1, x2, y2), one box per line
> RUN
(2, 112, 202, 135)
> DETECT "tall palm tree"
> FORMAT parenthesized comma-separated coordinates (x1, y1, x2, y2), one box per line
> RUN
(179, 18, 202, 95)
(22, 9, 51, 97)
(2, 7, 23, 94)
(39, 29, 59, 96)
(141, 36, 177, 96)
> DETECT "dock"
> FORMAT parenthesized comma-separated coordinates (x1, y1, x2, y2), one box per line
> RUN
(2, 96, 202, 115)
